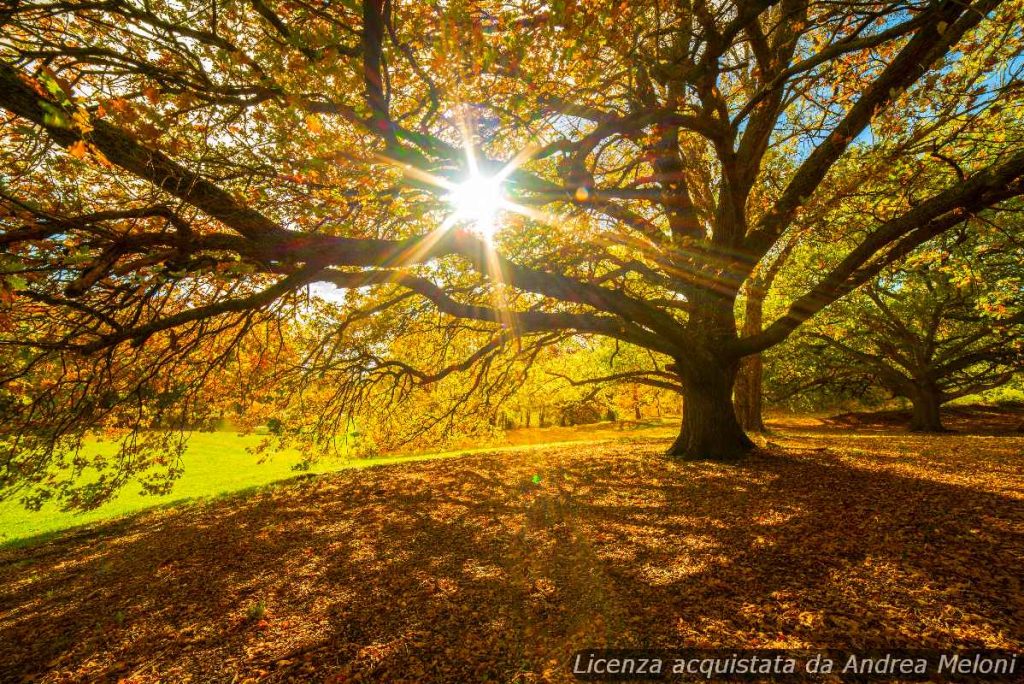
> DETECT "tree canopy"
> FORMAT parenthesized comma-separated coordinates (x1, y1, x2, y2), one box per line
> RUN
(2, 0, 1023, 506)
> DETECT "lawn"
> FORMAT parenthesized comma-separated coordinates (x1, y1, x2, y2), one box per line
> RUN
(0, 421, 678, 545)
(0, 413, 1021, 682)
(0, 432, 344, 545)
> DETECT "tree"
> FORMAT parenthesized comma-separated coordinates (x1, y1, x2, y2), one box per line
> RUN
(733, 236, 796, 431)
(800, 228, 1024, 431)
(1, 0, 1023, 494)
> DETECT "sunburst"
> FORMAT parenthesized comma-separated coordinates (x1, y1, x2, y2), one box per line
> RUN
(369, 114, 571, 334)
(442, 173, 505, 241)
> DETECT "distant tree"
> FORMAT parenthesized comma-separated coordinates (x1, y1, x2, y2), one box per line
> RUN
(2, 0, 1024, 511)
(799, 228, 1024, 431)
(542, 336, 681, 423)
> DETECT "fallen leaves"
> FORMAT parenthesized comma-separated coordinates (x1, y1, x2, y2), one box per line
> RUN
(0, 417, 1022, 682)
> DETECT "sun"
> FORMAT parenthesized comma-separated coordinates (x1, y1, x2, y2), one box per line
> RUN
(377, 115, 555, 248)
(445, 173, 506, 240)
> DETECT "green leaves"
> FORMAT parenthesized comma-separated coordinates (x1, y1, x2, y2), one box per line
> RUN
(39, 101, 71, 129)
(38, 69, 71, 106)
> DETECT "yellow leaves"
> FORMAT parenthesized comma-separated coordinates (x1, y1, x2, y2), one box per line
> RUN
(305, 114, 324, 134)
(69, 109, 93, 136)
(798, 611, 821, 628)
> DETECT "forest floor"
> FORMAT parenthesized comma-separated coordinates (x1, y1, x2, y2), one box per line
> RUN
(1, 409, 1022, 683)
(825, 402, 1024, 433)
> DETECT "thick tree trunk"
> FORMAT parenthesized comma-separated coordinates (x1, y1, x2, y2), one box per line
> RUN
(909, 389, 946, 432)
(668, 361, 755, 461)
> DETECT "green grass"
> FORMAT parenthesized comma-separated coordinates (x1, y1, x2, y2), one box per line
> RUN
(0, 431, 351, 545)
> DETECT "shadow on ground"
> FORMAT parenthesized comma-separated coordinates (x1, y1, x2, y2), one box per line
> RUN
(820, 403, 1024, 435)
(1, 423, 1022, 682)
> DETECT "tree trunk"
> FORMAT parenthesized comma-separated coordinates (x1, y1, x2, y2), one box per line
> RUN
(734, 354, 765, 432)
(734, 275, 768, 432)
(909, 388, 946, 432)
(668, 360, 755, 460)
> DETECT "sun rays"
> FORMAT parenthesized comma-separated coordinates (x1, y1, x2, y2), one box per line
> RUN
(366, 116, 565, 334)
(349, 118, 738, 324)
(444, 173, 505, 241)
(378, 113, 557, 249)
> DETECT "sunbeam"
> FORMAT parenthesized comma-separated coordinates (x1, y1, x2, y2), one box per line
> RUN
(445, 173, 505, 241)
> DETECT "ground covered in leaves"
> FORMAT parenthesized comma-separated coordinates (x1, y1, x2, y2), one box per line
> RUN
(826, 402, 1024, 433)
(1, 414, 1023, 682)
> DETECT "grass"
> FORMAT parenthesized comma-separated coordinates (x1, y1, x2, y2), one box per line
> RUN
(0, 432, 340, 545)
(0, 415, 1021, 682)
(0, 420, 679, 545)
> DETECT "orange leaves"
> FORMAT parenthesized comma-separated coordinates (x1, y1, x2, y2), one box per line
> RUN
(109, 98, 131, 115)
(305, 114, 324, 134)
(67, 140, 89, 159)
(64, 139, 111, 167)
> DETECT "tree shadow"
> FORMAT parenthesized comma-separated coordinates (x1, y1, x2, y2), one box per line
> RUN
(804, 403, 1024, 436)
(0, 433, 1021, 682)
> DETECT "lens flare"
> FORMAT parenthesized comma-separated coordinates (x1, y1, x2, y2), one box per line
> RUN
(445, 174, 505, 240)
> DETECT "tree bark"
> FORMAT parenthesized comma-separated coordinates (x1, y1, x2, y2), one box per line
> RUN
(909, 388, 946, 432)
(668, 360, 755, 460)
(734, 354, 765, 432)
(733, 244, 790, 433)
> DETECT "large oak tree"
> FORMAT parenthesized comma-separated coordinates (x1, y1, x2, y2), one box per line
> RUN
(1, 0, 1023, 487)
